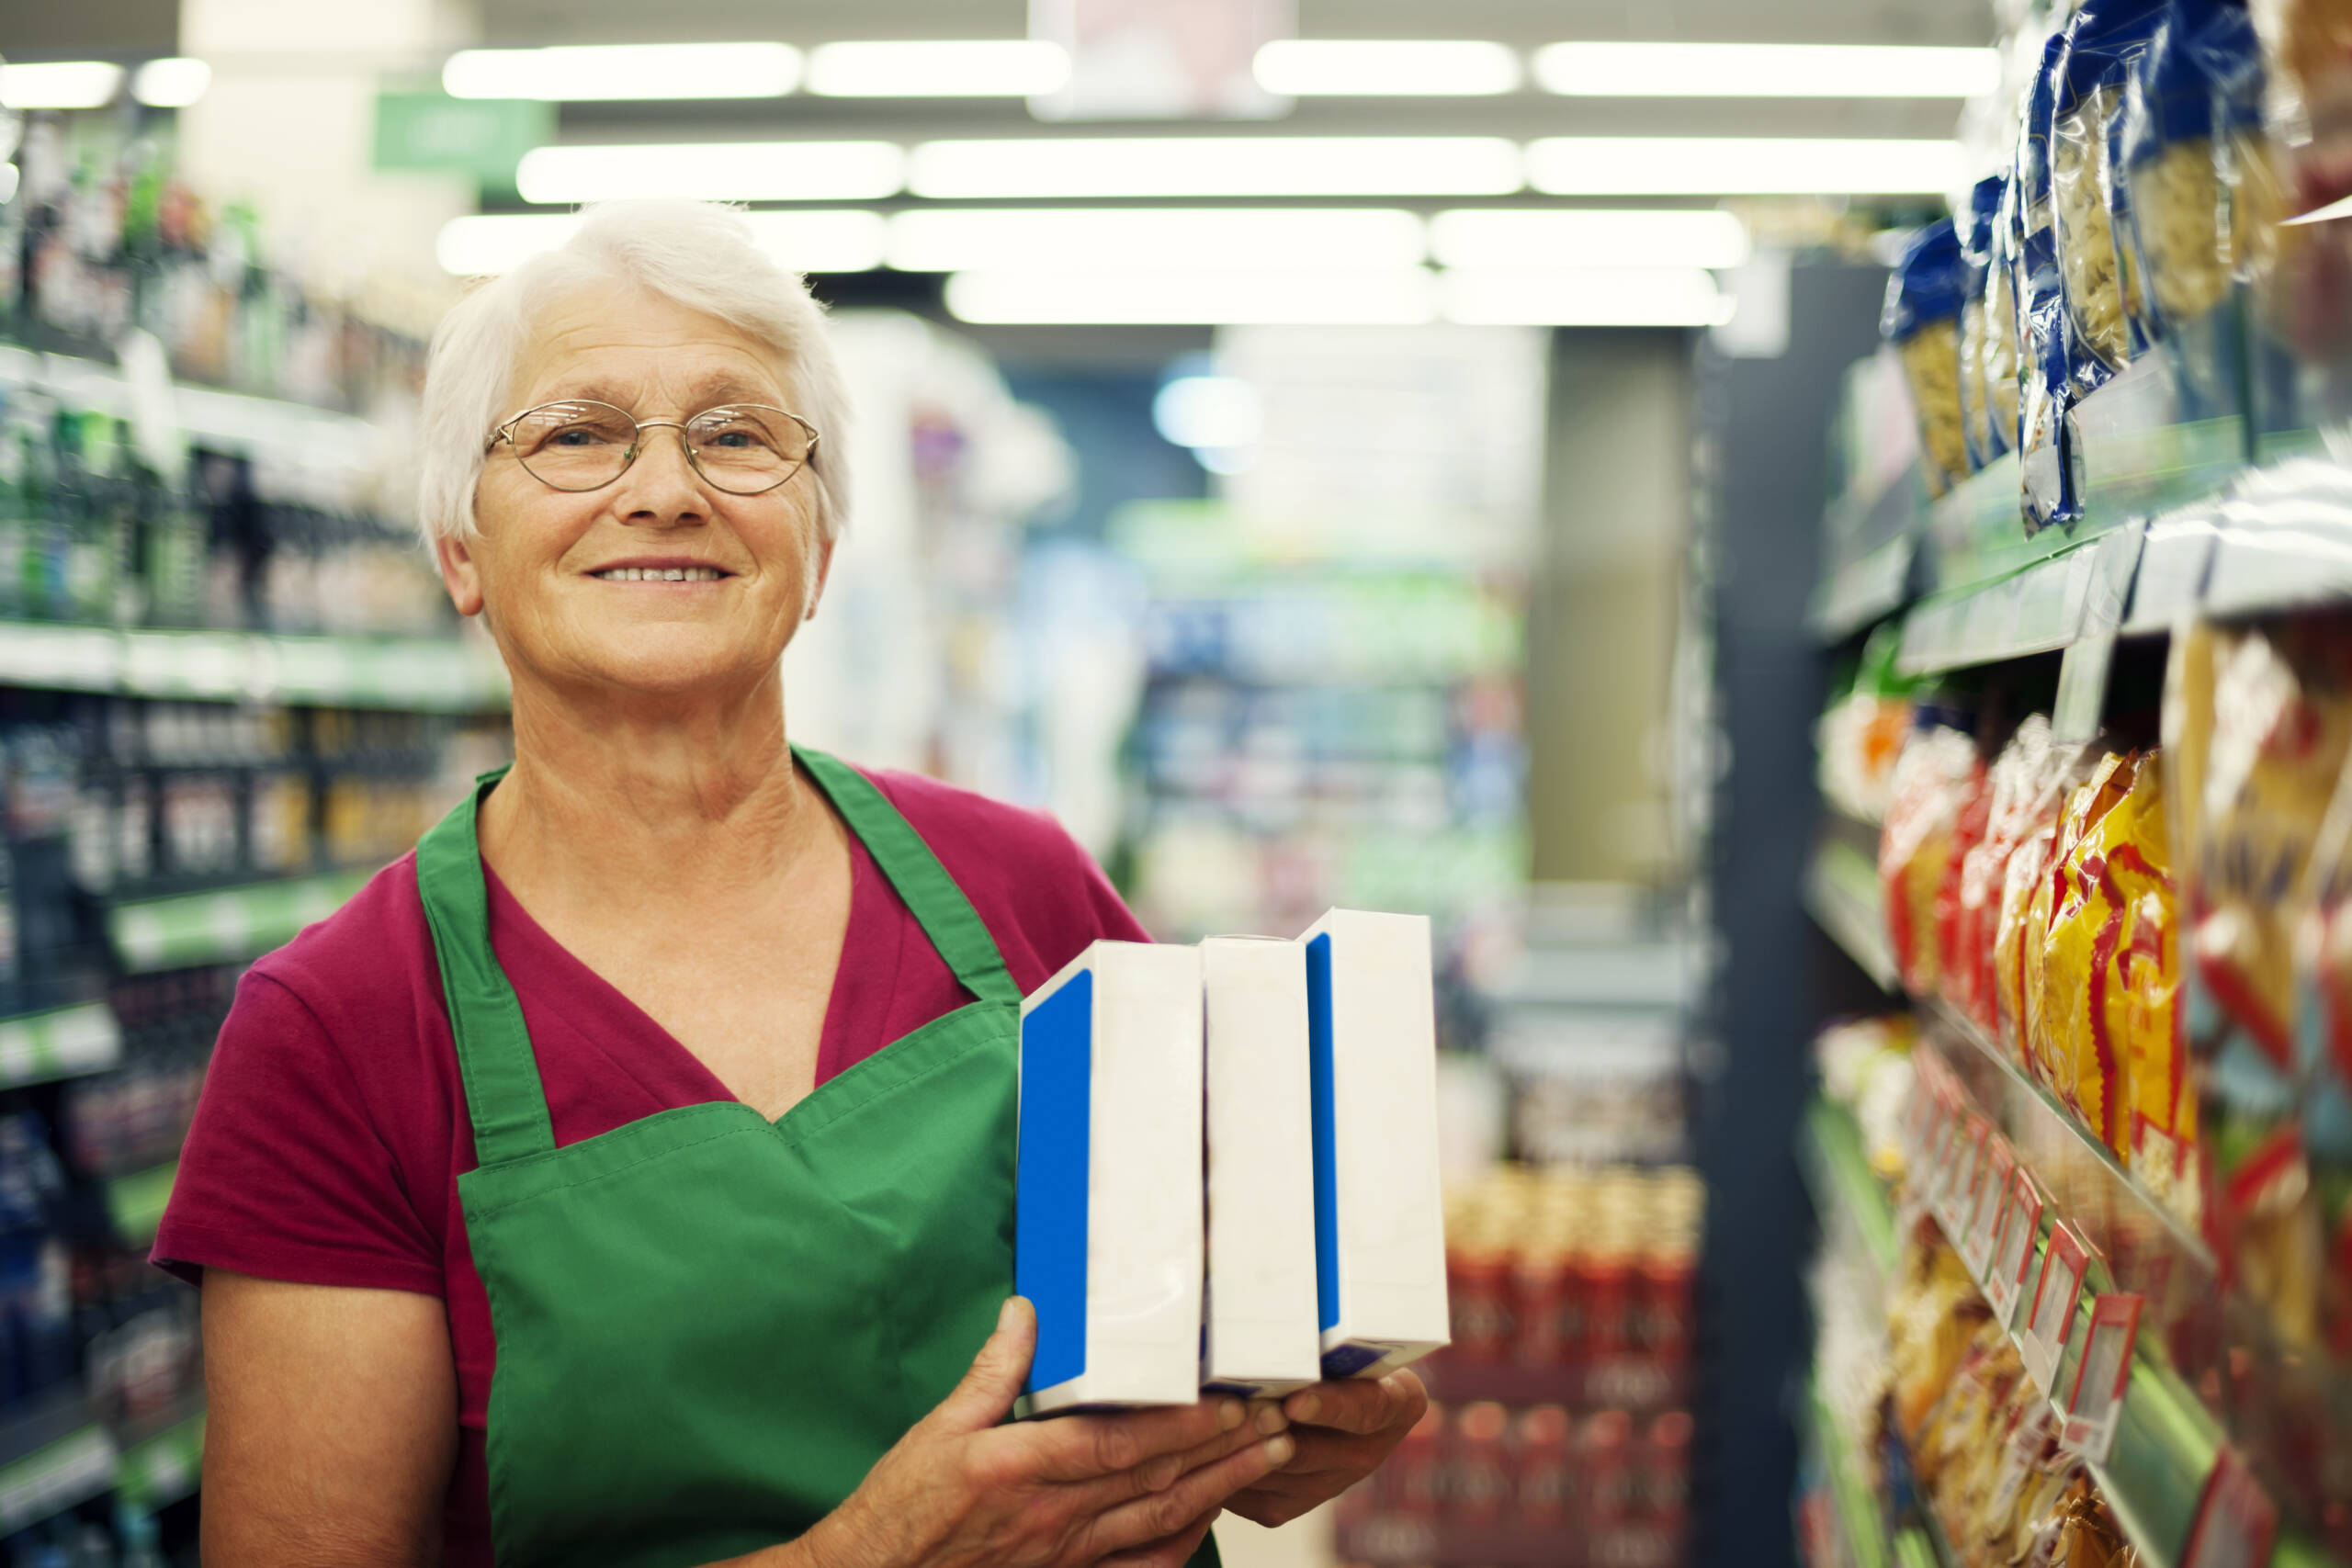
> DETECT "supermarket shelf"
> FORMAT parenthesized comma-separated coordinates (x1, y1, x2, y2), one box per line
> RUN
(1801, 1100, 1897, 1282)
(0, 619, 509, 712)
(1813, 530, 1918, 641)
(1895, 523, 2143, 679)
(1808, 1379, 1893, 1568)
(106, 1160, 177, 1247)
(0, 1003, 121, 1089)
(0, 1391, 205, 1536)
(114, 1402, 205, 1512)
(1804, 840, 1899, 994)
(108, 869, 370, 973)
(0, 342, 379, 459)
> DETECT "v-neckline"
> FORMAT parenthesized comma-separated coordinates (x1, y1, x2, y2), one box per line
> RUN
(476, 829, 895, 1122)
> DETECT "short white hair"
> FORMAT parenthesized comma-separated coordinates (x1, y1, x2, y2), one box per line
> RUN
(415, 199, 853, 546)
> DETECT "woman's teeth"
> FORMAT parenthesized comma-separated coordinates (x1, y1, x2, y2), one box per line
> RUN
(593, 567, 724, 581)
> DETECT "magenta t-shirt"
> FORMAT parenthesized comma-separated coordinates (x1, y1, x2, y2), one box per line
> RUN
(153, 764, 1148, 1564)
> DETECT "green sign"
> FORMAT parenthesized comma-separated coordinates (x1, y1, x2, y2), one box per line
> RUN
(372, 92, 552, 180)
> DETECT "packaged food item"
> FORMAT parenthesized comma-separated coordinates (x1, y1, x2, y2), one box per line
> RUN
(2027, 753, 2139, 1096)
(1960, 175, 2013, 472)
(1888, 1226, 1991, 1445)
(2120, 0, 2269, 340)
(1882, 724, 1984, 996)
(2059, 1, 2172, 387)
(2022, 28, 2085, 532)
(2246, 0, 2352, 358)
(1998, 730, 2094, 1068)
(1883, 220, 1973, 497)
(1017, 941, 1205, 1410)
(1298, 908, 1450, 1378)
(1817, 624, 1919, 825)
(1199, 936, 1321, 1397)
(1962, 718, 2055, 1033)
(1938, 757, 1996, 1009)
(1988, 177, 2029, 457)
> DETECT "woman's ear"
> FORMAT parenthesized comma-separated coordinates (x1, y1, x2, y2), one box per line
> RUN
(435, 530, 486, 618)
(802, 531, 836, 624)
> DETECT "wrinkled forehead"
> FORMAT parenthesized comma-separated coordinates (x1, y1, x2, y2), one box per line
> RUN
(508, 281, 797, 417)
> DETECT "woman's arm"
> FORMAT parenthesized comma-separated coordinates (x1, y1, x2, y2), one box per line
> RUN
(201, 1270, 459, 1568)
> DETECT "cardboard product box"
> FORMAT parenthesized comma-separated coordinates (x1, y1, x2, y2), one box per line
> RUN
(1200, 936, 1322, 1397)
(1299, 908, 1451, 1380)
(1017, 941, 1204, 1412)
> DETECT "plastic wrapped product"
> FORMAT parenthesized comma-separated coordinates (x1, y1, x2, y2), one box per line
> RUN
(1880, 723, 1984, 995)
(2028, 752, 2138, 1097)
(1937, 759, 1996, 1006)
(1997, 736, 2096, 1068)
(1988, 178, 2029, 457)
(1965, 716, 2056, 1035)
(2054, 0, 2169, 391)
(2120, 0, 2268, 340)
(2022, 28, 2084, 532)
(1960, 175, 2012, 472)
(2247, 0, 2352, 358)
(1883, 220, 1973, 497)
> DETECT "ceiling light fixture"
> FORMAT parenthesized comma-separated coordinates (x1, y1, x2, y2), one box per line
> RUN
(887, 208, 1428, 272)
(130, 58, 211, 108)
(1524, 136, 1962, 195)
(437, 210, 888, 276)
(944, 268, 1439, 325)
(1532, 41, 1999, 98)
(1429, 209, 1749, 270)
(1250, 39, 1521, 96)
(806, 39, 1069, 96)
(1439, 267, 1735, 326)
(910, 137, 1521, 198)
(514, 141, 906, 203)
(443, 43, 802, 101)
(0, 62, 126, 111)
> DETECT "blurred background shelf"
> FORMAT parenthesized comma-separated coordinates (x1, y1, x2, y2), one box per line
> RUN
(107, 872, 370, 974)
(0, 1004, 121, 1090)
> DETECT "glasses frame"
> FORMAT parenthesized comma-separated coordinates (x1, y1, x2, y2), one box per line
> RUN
(486, 399, 822, 497)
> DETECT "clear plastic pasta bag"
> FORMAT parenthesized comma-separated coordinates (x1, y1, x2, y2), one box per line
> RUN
(1883, 220, 1972, 498)
(1959, 175, 2010, 472)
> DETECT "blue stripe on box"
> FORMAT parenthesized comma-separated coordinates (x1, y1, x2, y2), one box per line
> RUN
(1018, 969, 1091, 1394)
(1306, 933, 1339, 1334)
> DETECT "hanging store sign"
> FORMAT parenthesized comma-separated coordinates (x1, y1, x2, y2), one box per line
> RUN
(372, 93, 553, 181)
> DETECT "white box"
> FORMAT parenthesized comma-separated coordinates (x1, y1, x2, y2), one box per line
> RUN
(1298, 909, 1451, 1379)
(1200, 936, 1323, 1397)
(1017, 941, 1204, 1412)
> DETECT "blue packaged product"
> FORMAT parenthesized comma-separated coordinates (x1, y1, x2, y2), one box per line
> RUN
(1882, 220, 1970, 496)
(2053, 0, 2168, 391)
(2120, 0, 2267, 340)
(1985, 176, 2027, 464)
(2020, 27, 2079, 532)
(1959, 176, 2011, 471)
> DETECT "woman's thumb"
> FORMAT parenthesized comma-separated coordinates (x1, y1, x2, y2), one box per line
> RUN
(930, 1296, 1035, 1432)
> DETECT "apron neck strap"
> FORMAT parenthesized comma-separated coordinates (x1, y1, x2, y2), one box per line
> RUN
(792, 746, 1021, 1009)
(416, 768, 556, 1167)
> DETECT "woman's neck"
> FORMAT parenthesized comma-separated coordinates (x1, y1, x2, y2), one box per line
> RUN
(479, 671, 826, 918)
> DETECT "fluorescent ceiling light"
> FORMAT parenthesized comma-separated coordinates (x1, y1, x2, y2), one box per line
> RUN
(515, 141, 906, 203)
(443, 43, 802, 101)
(807, 39, 1069, 96)
(944, 269, 1438, 325)
(1525, 137, 1962, 195)
(130, 58, 210, 107)
(439, 210, 887, 275)
(1430, 209, 1748, 269)
(1154, 377, 1263, 449)
(1251, 39, 1521, 96)
(0, 62, 126, 110)
(1533, 42, 1998, 98)
(887, 208, 1427, 272)
(1440, 267, 1733, 326)
(910, 138, 1521, 198)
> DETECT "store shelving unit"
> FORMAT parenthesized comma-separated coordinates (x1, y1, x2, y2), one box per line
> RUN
(0, 1395, 204, 1538)
(0, 1004, 120, 1089)
(107, 870, 373, 974)
(0, 620, 509, 713)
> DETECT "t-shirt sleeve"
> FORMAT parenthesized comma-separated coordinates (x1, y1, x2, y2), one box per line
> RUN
(153, 969, 442, 1295)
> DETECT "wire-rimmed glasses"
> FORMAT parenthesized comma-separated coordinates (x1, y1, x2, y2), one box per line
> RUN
(488, 400, 820, 496)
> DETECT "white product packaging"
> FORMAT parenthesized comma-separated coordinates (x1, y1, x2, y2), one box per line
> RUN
(1199, 936, 1322, 1397)
(1298, 908, 1451, 1379)
(1017, 941, 1204, 1412)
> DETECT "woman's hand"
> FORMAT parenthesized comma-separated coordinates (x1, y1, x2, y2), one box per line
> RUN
(1218, 1371, 1430, 1529)
(800, 1298, 1295, 1568)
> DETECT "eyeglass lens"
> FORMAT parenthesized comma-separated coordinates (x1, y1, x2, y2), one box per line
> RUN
(505, 401, 813, 495)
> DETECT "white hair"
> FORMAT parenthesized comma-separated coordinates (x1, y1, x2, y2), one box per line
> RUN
(415, 199, 853, 546)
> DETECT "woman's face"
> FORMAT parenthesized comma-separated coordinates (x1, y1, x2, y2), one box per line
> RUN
(438, 281, 832, 704)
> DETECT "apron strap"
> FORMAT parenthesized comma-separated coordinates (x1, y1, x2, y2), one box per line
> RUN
(793, 747, 1022, 1008)
(416, 769, 558, 1167)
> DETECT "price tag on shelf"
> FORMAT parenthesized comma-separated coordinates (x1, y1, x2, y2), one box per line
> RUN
(1939, 1113, 1989, 1236)
(2179, 1449, 2278, 1568)
(2059, 1293, 2141, 1465)
(2020, 1222, 2088, 1393)
(1963, 1135, 2014, 1280)
(1986, 1170, 2043, 1328)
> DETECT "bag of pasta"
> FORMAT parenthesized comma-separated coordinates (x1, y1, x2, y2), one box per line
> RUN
(1997, 734, 2095, 1070)
(1962, 717, 2052, 1034)
(2292, 713, 2352, 1359)
(1887, 1228, 1991, 1446)
(2054, 0, 2168, 392)
(1986, 177, 2028, 459)
(1881, 723, 1982, 995)
(2036, 751, 2143, 1119)
(1883, 220, 1972, 498)
(2022, 28, 2085, 533)
(1959, 175, 2011, 473)
(2120, 0, 2268, 344)
(2246, 0, 2352, 361)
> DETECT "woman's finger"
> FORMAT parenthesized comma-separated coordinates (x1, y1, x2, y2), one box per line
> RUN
(1079, 1433, 1295, 1560)
(923, 1297, 1038, 1436)
(1022, 1399, 1244, 1484)
(1062, 1404, 1286, 1512)
(1090, 1508, 1219, 1568)
(1281, 1371, 1424, 1436)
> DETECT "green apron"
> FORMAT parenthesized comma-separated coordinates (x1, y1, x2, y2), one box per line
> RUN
(414, 747, 1083, 1568)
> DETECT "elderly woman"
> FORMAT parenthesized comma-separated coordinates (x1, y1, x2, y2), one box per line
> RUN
(153, 200, 1424, 1568)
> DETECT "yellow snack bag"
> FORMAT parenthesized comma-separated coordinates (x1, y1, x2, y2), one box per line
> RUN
(2030, 752, 2137, 1103)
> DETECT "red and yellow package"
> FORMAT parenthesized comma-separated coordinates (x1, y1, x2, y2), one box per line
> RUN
(1881, 726, 1982, 996)
(2030, 752, 2138, 1103)
(1996, 736, 2087, 1072)
(1937, 761, 1994, 1007)
(1968, 719, 2054, 1037)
